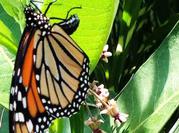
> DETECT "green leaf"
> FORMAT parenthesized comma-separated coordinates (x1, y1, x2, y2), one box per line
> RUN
(0, 105, 9, 133)
(0, 0, 26, 32)
(116, 21, 179, 132)
(42, 0, 119, 71)
(119, 0, 143, 47)
(0, 46, 14, 108)
(70, 107, 84, 133)
(0, 4, 21, 54)
(49, 118, 71, 133)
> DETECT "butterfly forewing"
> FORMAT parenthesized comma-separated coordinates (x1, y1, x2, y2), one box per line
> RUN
(34, 25, 89, 117)
(9, 4, 90, 133)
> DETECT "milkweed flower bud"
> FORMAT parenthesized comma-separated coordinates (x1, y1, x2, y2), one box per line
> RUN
(100, 99, 128, 125)
(101, 44, 112, 63)
(85, 117, 105, 133)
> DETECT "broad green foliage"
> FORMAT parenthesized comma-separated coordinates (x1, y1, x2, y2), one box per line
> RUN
(116, 22, 179, 132)
(0, 0, 118, 132)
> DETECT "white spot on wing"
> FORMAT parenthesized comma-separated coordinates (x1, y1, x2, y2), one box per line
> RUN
(19, 76, 22, 83)
(38, 118, 42, 123)
(26, 120, 33, 132)
(22, 97, 27, 108)
(42, 99, 46, 103)
(18, 112, 25, 122)
(43, 117, 46, 122)
(37, 87, 40, 93)
(36, 125, 39, 132)
(13, 101, 17, 110)
(36, 74, 40, 81)
(17, 91, 22, 101)
(15, 86, 18, 94)
(15, 113, 19, 121)
(11, 87, 15, 95)
(17, 68, 21, 76)
(33, 55, 36, 62)
(10, 104, 13, 111)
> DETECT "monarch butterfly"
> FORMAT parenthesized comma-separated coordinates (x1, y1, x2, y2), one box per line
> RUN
(9, 1, 89, 133)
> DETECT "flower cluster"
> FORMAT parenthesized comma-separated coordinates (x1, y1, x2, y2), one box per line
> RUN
(85, 81, 128, 131)
(85, 44, 128, 132)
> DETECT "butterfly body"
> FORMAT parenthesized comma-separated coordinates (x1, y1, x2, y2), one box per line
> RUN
(9, 4, 89, 133)
(58, 14, 80, 35)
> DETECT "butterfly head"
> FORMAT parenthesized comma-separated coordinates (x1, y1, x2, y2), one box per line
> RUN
(24, 5, 51, 36)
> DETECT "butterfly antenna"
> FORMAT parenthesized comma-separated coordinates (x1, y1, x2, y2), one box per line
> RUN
(30, 0, 42, 13)
(44, 0, 57, 15)
(65, 6, 82, 19)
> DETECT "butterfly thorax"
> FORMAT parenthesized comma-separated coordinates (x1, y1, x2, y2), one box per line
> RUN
(24, 5, 51, 36)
